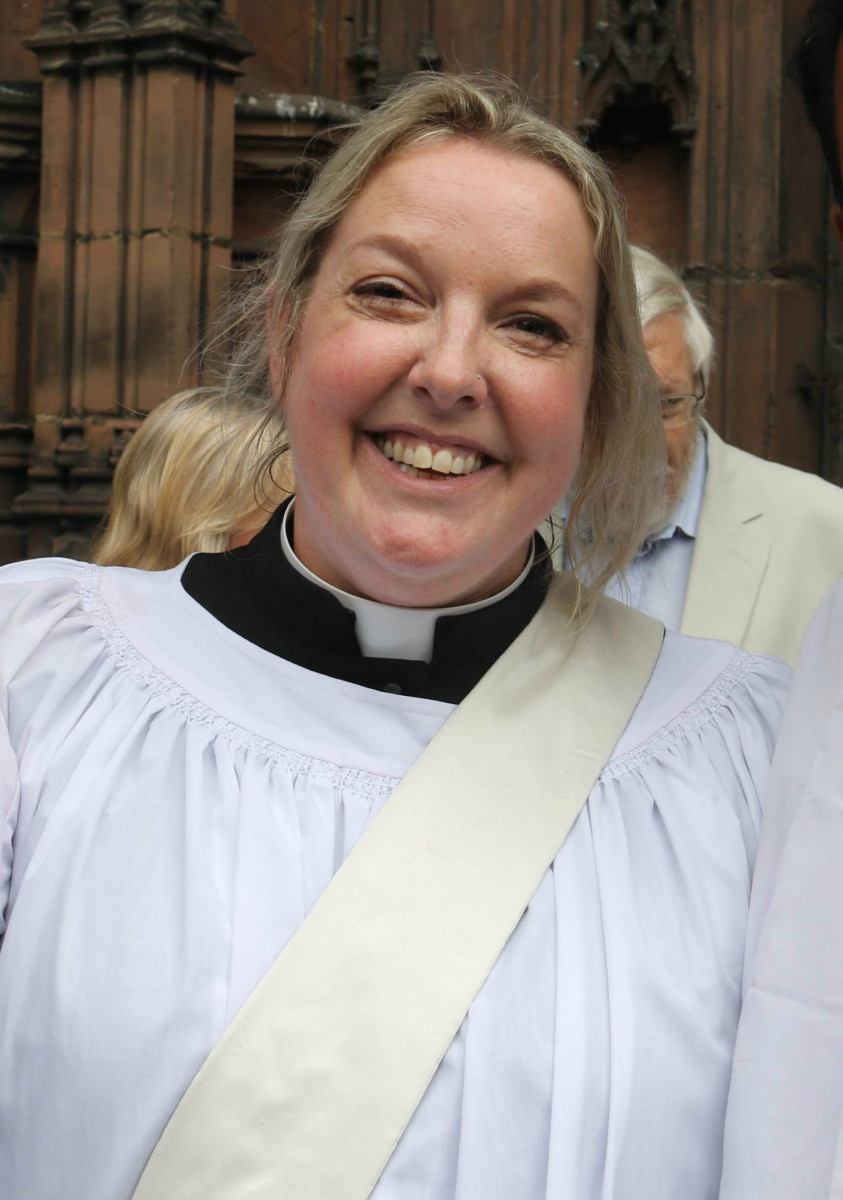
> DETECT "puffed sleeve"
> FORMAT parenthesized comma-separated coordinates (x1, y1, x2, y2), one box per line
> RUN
(0, 557, 87, 933)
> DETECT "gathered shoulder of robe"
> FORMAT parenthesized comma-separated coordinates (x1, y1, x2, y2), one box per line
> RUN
(0, 537, 789, 1200)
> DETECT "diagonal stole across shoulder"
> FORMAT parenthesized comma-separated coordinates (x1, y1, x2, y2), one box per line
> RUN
(132, 577, 664, 1200)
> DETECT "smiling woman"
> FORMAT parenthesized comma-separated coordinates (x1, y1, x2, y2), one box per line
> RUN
(218, 72, 670, 614)
(0, 74, 790, 1200)
(280, 137, 599, 606)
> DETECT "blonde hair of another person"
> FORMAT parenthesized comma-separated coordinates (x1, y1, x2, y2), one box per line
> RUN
(92, 389, 292, 570)
(630, 245, 714, 388)
(208, 72, 665, 617)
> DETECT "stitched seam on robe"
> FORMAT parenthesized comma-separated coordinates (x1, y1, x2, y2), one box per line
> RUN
(601, 649, 757, 780)
(77, 563, 402, 801)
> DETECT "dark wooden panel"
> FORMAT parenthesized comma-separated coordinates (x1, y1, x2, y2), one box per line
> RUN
(0, 0, 43, 83)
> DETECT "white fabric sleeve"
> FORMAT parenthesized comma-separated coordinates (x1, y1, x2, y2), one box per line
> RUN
(0, 708, 20, 936)
(720, 575, 843, 1200)
(0, 557, 86, 933)
(745, 574, 843, 960)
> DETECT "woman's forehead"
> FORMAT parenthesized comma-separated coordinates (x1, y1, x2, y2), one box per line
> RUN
(347, 137, 589, 227)
(323, 139, 598, 299)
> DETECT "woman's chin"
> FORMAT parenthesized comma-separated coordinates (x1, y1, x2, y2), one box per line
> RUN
(344, 534, 527, 608)
(350, 556, 478, 608)
(294, 491, 531, 607)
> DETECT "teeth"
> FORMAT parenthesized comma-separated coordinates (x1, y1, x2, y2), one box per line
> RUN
(374, 434, 487, 477)
(412, 444, 434, 470)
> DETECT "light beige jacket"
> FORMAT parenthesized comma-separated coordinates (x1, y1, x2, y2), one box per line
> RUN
(680, 422, 843, 666)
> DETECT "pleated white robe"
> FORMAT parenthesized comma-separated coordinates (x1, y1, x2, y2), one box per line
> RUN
(0, 558, 789, 1200)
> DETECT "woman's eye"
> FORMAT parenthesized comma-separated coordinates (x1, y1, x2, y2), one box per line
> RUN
(509, 314, 567, 344)
(353, 281, 409, 301)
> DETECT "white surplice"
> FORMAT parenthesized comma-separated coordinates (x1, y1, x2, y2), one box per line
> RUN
(0, 557, 790, 1200)
(720, 575, 843, 1200)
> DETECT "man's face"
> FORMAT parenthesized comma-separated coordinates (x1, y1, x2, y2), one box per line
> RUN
(832, 36, 843, 246)
(642, 312, 701, 513)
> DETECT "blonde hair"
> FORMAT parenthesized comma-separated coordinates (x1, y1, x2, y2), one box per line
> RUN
(209, 72, 664, 614)
(92, 389, 291, 570)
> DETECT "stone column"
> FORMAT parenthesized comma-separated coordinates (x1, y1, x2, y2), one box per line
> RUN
(17, 0, 251, 557)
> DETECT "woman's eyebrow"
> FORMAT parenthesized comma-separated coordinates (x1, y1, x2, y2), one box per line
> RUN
(505, 280, 588, 317)
(343, 233, 424, 267)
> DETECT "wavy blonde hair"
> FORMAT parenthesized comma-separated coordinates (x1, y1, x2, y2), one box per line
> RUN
(91, 389, 291, 570)
(207, 72, 664, 614)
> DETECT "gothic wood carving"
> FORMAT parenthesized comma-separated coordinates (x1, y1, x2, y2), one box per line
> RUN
(347, 0, 441, 103)
(417, 0, 442, 72)
(577, 0, 697, 144)
(28, 1, 252, 71)
(347, 0, 381, 96)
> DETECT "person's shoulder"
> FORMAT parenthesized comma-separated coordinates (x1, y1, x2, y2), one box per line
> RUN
(0, 556, 186, 592)
(659, 630, 791, 706)
(0, 556, 94, 621)
(0, 555, 88, 585)
(0, 558, 103, 678)
(0, 555, 177, 631)
(749, 454, 843, 512)
(612, 629, 790, 762)
(711, 429, 843, 517)
(0, 557, 191, 694)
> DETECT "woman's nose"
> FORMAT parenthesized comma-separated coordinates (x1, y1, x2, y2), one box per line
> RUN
(406, 316, 488, 409)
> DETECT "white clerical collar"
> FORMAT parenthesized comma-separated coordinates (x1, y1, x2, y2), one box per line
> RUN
(280, 500, 535, 662)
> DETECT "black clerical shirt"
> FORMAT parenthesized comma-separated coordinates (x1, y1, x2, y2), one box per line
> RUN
(182, 501, 551, 704)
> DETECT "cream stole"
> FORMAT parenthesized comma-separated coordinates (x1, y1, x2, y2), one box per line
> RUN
(132, 577, 664, 1200)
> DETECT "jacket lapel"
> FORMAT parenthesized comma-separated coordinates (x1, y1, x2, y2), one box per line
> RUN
(680, 423, 771, 647)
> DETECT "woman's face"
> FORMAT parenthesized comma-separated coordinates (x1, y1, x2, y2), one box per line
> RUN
(277, 138, 599, 606)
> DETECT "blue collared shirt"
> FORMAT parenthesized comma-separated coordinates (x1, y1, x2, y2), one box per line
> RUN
(605, 430, 708, 629)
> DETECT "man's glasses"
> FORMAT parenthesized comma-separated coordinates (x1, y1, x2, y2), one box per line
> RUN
(660, 379, 706, 428)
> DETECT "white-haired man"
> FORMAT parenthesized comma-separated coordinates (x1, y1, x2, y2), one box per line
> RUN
(609, 245, 843, 667)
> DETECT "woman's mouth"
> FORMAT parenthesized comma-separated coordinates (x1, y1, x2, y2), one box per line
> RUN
(371, 433, 489, 480)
